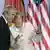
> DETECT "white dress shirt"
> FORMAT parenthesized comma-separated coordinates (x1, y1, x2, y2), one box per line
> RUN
(9, 21, 36, 50)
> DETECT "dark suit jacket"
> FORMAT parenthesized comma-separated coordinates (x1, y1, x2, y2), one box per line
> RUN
(0, 16, 10, 50)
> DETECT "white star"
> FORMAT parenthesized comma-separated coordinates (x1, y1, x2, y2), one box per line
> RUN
(36, 1, 38, 3)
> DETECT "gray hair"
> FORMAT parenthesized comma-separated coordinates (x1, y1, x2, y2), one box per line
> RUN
(3, 5, 14, 16)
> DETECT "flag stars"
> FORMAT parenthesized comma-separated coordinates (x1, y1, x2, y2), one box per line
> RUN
(33, 0, 42, 6)
(36, 0, 39, 4)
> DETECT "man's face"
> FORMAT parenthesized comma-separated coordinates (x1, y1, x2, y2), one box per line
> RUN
(5, 8, 17, 23)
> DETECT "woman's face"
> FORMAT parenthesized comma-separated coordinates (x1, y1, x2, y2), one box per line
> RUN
(14, 15, 23, 27)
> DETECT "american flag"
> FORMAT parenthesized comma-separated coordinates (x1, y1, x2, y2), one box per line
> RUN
(27, 0, 50, 50)
(39, 0, 50, 50)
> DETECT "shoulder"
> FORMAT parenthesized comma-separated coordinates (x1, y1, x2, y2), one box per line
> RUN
(0, 16, 4, 21)
(0, 16, 4, 22)
(24, 21, 34, 31)
(0, 16, 5, 28)
(0, 16, 8, 28)
(0, 16, 3, 19)
(23, 21, 34, 35)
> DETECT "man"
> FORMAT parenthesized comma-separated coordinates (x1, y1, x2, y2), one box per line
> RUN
(0, 5, 17, 50)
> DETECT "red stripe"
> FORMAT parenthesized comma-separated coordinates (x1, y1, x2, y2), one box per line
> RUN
(28, 0, 34, 13)
(42, 0, 49, 17)
(28, 0, 40, 25)
(28, 1, 35, 25)
(16, 0, 18, 10)
(12, 0, 16, 7)
(33, 41, 40, 49)
(16, 0, 22, 12)
(27, 11, 33, 24)
(5, 0, 12, 5)
(27, 7, 38, 29)
(17, 0, 21, 11)
(42, 37, 49, 49)
(39, 42, 41, 50)
(40, 41, 42, 50)
(34, 12, 40, 25)
(39, 3, 50, 49)
(8, 0, 12, 5)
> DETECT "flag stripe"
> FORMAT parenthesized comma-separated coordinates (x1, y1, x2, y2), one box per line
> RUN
(39, 2, 50, 49)
(28, 6, 38, 30)
(40, 40, 46, 50)
(42, 36, 48, 48)
(29, 0, 40, 25)
(12, 0, 16, 7)
(40, 4, 50, 28)
(28, 0, 41, 50)
(41, 23, 50, 48)
(42, 0, 48, 16)
(33, 41, 40, 50)
(39, 4, 50, 37)
(27, 0, 50, 50)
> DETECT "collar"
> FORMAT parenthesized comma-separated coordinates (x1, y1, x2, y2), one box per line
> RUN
(8, 23, 15, 27)
(2, 15, 8, 23)
(9, 23, 25, 32)
(2, 15, 15, 27)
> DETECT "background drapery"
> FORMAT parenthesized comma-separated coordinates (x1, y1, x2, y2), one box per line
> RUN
(5, 0, 24, 12)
